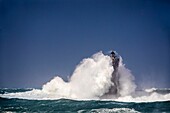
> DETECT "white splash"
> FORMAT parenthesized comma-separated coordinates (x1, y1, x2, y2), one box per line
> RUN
(42, 52, 114, 99)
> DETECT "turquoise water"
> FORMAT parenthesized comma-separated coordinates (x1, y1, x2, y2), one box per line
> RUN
(0, 89, 170, 113)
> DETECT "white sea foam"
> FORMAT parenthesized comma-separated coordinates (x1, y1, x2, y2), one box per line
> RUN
(0, 51, 170, 102)
(88, 108, 140, 113)
(115, 92, 170, 102)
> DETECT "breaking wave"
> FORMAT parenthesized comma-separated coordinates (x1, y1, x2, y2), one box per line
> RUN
(0, 51, 170, 102)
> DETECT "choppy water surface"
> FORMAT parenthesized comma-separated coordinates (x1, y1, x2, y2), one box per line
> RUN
(0, 88, 170, 113)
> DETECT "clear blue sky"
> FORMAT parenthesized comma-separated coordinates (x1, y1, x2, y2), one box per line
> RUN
(0, 0, 170, 88)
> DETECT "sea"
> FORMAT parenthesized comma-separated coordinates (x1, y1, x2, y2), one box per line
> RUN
(1, 52, 170, 112)
(0, 88, 170, 113)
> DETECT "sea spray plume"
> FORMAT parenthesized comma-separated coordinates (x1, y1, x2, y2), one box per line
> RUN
(42, 51, 114, 99)
(70, 52, 113, 98)
(42, 51, 136, 98)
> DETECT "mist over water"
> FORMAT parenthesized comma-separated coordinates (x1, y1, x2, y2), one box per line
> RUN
(0, 52, 170, 102)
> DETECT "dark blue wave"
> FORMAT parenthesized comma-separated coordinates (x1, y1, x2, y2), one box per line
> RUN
(0, 97, 170, 112)
(0, 88, 33, 94)
(1, 88, 170, 112)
